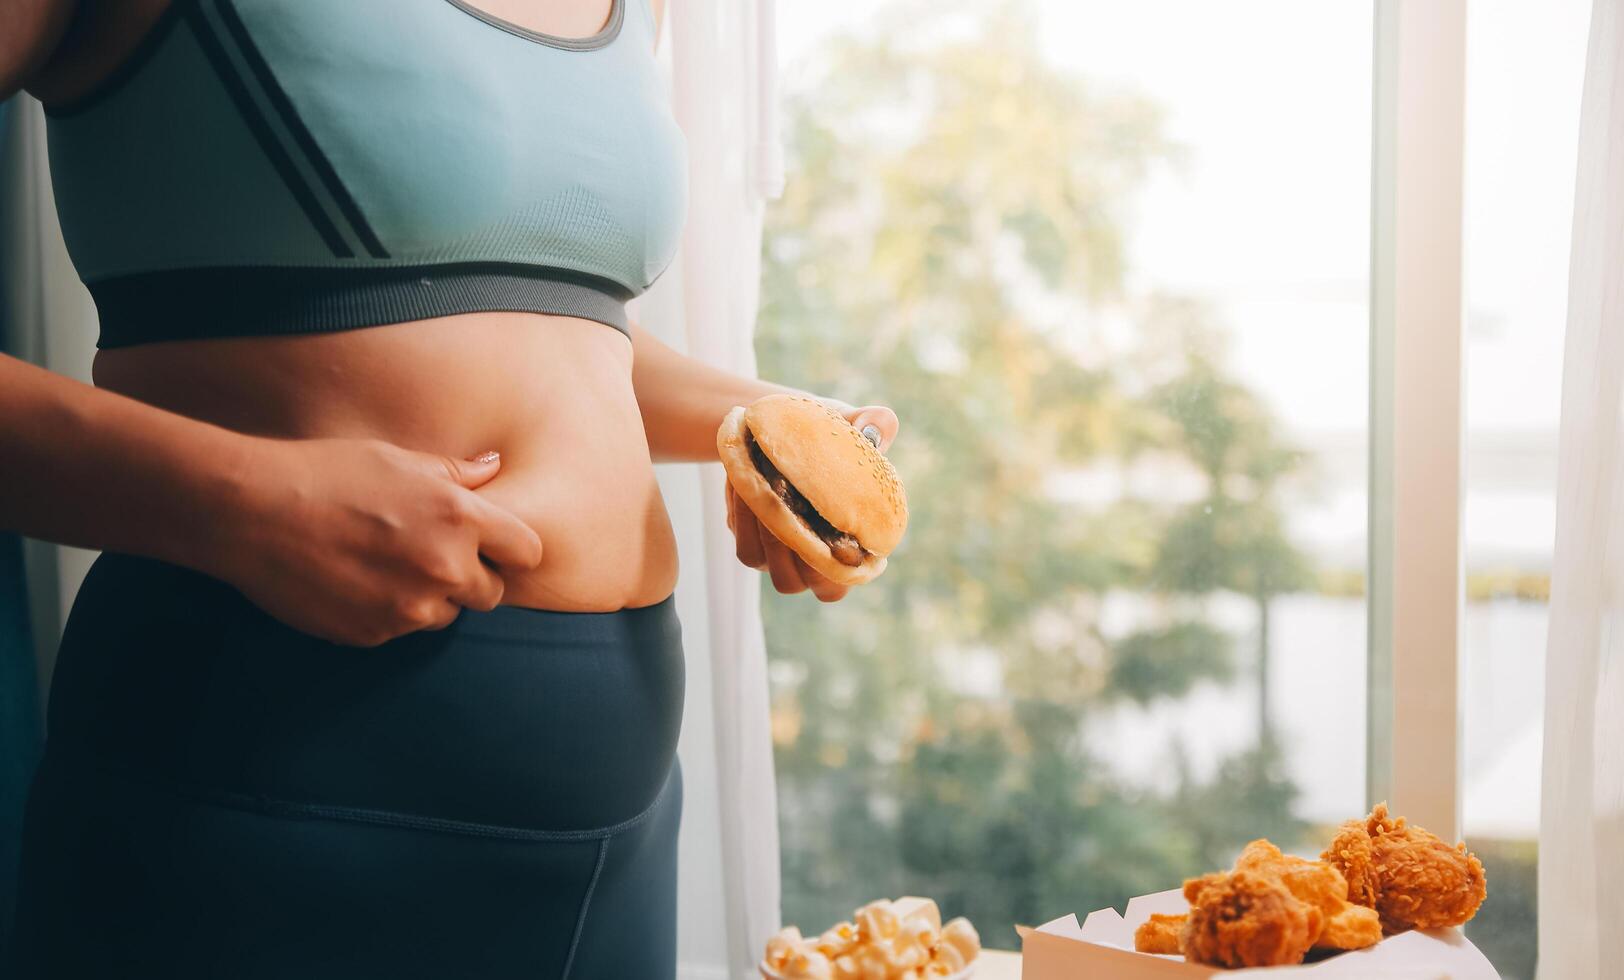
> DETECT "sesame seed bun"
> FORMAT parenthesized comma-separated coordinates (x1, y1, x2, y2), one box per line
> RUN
(717, 395, 909, 586)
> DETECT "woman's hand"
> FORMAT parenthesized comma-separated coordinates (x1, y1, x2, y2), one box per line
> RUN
(726, 403, 900, 602)
(209, 438, 544, 647)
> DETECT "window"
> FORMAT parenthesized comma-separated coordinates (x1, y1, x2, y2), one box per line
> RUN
(759, 0, 1374, 937)
(1458, 2, 1588, 976)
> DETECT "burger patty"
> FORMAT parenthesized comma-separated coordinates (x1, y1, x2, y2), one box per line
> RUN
(746, 430, 869, 567)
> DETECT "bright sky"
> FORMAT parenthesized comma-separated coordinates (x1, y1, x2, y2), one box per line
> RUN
(1462, 0, 1589, 432)
(778, 0, 1588, 434)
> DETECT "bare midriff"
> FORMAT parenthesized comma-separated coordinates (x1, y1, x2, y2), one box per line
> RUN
(93, 313, 679, 612)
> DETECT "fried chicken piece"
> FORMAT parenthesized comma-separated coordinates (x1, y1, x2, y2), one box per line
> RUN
(1178, 870, 1320, 968)
(1323, 821, 1380, 907)
(1133, 840, 1379, 964)
(1233, 839, 1381, 951)
(1235, 840, 1345, 912)
(1132, 912, 1186, 955)
(1319, 903, 1383, 950)
(1321, 803, 1487, 933)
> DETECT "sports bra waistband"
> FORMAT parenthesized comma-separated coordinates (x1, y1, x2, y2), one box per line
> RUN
(89, 263, 634, 348)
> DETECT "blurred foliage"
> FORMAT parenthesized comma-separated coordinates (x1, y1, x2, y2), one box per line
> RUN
(1317, 568, 1554, 602)
(754, 0, 1534, 965)
(1464, 839, 1538, 980)
(1464, 571, 1552, 603)
(1109, 622, 1231, 705)
(757, 0, 1306, 939)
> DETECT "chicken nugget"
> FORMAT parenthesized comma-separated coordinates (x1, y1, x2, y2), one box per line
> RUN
(1318, 903, 1383, 950)
(1132, 912, 1186, 955)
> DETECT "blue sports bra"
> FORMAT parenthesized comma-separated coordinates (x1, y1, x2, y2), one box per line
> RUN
(44, 0, 687, 348)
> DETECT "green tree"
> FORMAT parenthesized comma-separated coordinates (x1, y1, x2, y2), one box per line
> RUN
(758, 0, 1312, 940)
(1143, 309, 1315, 744)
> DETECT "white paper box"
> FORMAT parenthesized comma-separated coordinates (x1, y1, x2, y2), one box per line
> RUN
(1019, 888, 1500, 979)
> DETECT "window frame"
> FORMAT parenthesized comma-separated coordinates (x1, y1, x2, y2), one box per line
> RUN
(1366, 0, 1468, 841)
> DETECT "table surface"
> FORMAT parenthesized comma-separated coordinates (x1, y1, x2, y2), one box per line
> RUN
(978, 950, 1022, 979)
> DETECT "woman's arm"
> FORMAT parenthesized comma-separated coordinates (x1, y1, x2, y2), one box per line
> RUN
(630, 323, 788, 463)
(629, 321, 898, 459)
(0, 354, 542, 645)
(0, 354, 260, 567)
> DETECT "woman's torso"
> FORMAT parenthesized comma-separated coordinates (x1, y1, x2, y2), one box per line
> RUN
(94, 317, 681, 610)
(36, 0, 685, 612)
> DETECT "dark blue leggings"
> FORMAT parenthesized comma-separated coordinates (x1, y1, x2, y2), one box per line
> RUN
(10, 553, 684, 979)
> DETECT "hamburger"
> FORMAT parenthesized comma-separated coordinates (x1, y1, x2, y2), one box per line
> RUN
(717, 394, 908, 586)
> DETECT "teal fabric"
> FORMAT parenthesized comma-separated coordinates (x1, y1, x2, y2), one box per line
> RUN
(44, 0, 685, 310)
(14, 553, 683, 977)
(0, 96, 45, 954)
(0, 535, 40, 952)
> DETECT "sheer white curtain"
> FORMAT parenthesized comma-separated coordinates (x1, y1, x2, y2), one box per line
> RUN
(638, 3, 784, 978)
(1539, 0, 1624, 976)
(0, 98, 101, 697)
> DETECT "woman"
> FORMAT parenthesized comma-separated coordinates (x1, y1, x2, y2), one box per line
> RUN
(2, 0, 899, 976)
